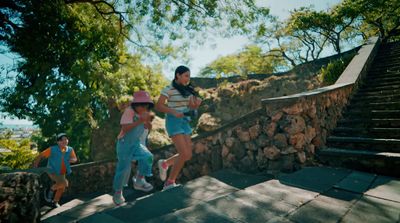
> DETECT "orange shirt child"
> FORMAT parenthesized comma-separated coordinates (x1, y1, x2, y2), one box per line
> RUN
(40, 147, 77, 175)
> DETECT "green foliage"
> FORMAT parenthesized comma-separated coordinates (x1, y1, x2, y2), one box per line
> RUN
(1, 0, 268, 55)
(200, 45, 286, 77)
(0, 139, 37, 169)
(319, 53, 355, 85)
(0, 0, 167, 161)
(339, 0, 400, 41)
(0, 0, 266, 162)
(252, 1, 387, 67)
(286, 6, 360, 55)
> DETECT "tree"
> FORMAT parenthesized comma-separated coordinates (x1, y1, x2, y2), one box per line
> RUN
(339, 0, 400, 42)
(199, 45, 286, 78)
(255, 16, 322, 68)
(287, 6, 359, 55)
(0, 138, 37, 169)
(0, 0, 269, 161)
(252, 4, 363, 68)
(0, 1, 166, 160)
(1, 0, 269, 56)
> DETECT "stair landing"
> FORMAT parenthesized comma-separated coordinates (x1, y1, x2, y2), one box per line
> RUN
(41, 167, 400, 223)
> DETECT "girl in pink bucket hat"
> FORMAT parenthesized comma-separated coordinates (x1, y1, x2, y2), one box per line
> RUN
(112, 90, 155, 205)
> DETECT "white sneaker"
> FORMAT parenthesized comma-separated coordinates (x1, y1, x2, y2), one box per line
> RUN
(133, 177, 153, 192)
(50, 201, 60, 208)
(158, 159, 168, 181)
(162, 182, 180, 191)
(112, 192, 125, 206)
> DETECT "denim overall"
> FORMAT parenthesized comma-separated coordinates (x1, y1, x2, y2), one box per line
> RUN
(112, 116, 153, 191)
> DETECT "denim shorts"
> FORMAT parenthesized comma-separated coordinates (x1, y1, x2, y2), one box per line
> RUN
(165, 114, 192, 137)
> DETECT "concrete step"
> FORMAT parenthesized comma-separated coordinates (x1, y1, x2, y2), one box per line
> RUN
(372, 63, 400, 70)
(78, 170, 272, 223)
(362, 79, 400, 88)
(371, 68, 400, 75)
(245, 179, 318, 207)
(40, 198, 86, 221)
(374, 57, 400, 63)
(346, 101, 400, 110)
(374, 55, 400, 61)
(373, 59, 400, 66)
(358, 86, 400, 94)
(351, 93, 400, 102)
(365, 75, 400, 82)
(374, 52, 400, 60)
(326, 136, 400, 152)
(360, 83, 400, 92)
(376, 61, 400, 66)
(144, 167, 355, 223)
(343, 110, 400, 119)
(355, 88, 400, 96)
(373, 65, 400, 72)
(318, 148, 400, 177)
(144, 188, 298, 223)
(367, 72, 400, 79)
(50, 167, 400, 223)
(370, 64, 400, 70)
(337, 118, 400, 128)
(41, 194, 117, 223)
(332, 127, 400, 138)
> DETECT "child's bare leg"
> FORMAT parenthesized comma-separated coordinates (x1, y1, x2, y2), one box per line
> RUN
(165, 154, 179, 167)
(53, 186, 65, 202)
(167, 134, 192, 181)
(52, 179, 68, 202)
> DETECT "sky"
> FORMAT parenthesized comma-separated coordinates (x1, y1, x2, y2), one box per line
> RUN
(0, 0, 342, 125)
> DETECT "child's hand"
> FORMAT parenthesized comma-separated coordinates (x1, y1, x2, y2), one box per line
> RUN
(189, 96, 202, 109)
(195, 97, 202, 107)
(33, 157, 40, 168)
(139, 112, 150, 122)
(144, 122, 152, 130)
(172, 110, 184, 118)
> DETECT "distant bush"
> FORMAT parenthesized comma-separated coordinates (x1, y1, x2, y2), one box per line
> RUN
(0, 139, 37, 170)
(319, 53, 355, 85)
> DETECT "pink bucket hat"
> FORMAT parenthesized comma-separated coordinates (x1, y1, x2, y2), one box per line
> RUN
(132, 90, 154, 105)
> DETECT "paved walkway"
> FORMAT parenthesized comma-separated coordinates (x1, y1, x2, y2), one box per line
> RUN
(42, 167, 400, 223)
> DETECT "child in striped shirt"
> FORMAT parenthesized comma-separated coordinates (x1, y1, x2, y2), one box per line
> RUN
(155, 65, 202, 191)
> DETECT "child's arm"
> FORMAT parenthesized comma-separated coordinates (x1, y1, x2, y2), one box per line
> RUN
(121, 112, 149, 133)
(189, 96, 202, 110)
(144, 121, 152, 131)
(156, 95, 183, 118)
(70, 149, 78, 164)
(33, 155, 42, 168)
(33, 148, 51, 168)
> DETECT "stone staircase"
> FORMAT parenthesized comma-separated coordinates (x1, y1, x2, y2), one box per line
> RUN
(319, 41, 400, 177)
(40, 170, 272, 222)
(40, 167, 400, 223)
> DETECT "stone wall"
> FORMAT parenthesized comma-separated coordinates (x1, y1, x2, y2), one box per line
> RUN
(147, 84, 354, 184)
(63, 160, 116, 197)
(0, 172, 40, 223)
(191, 47, 360, 89)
